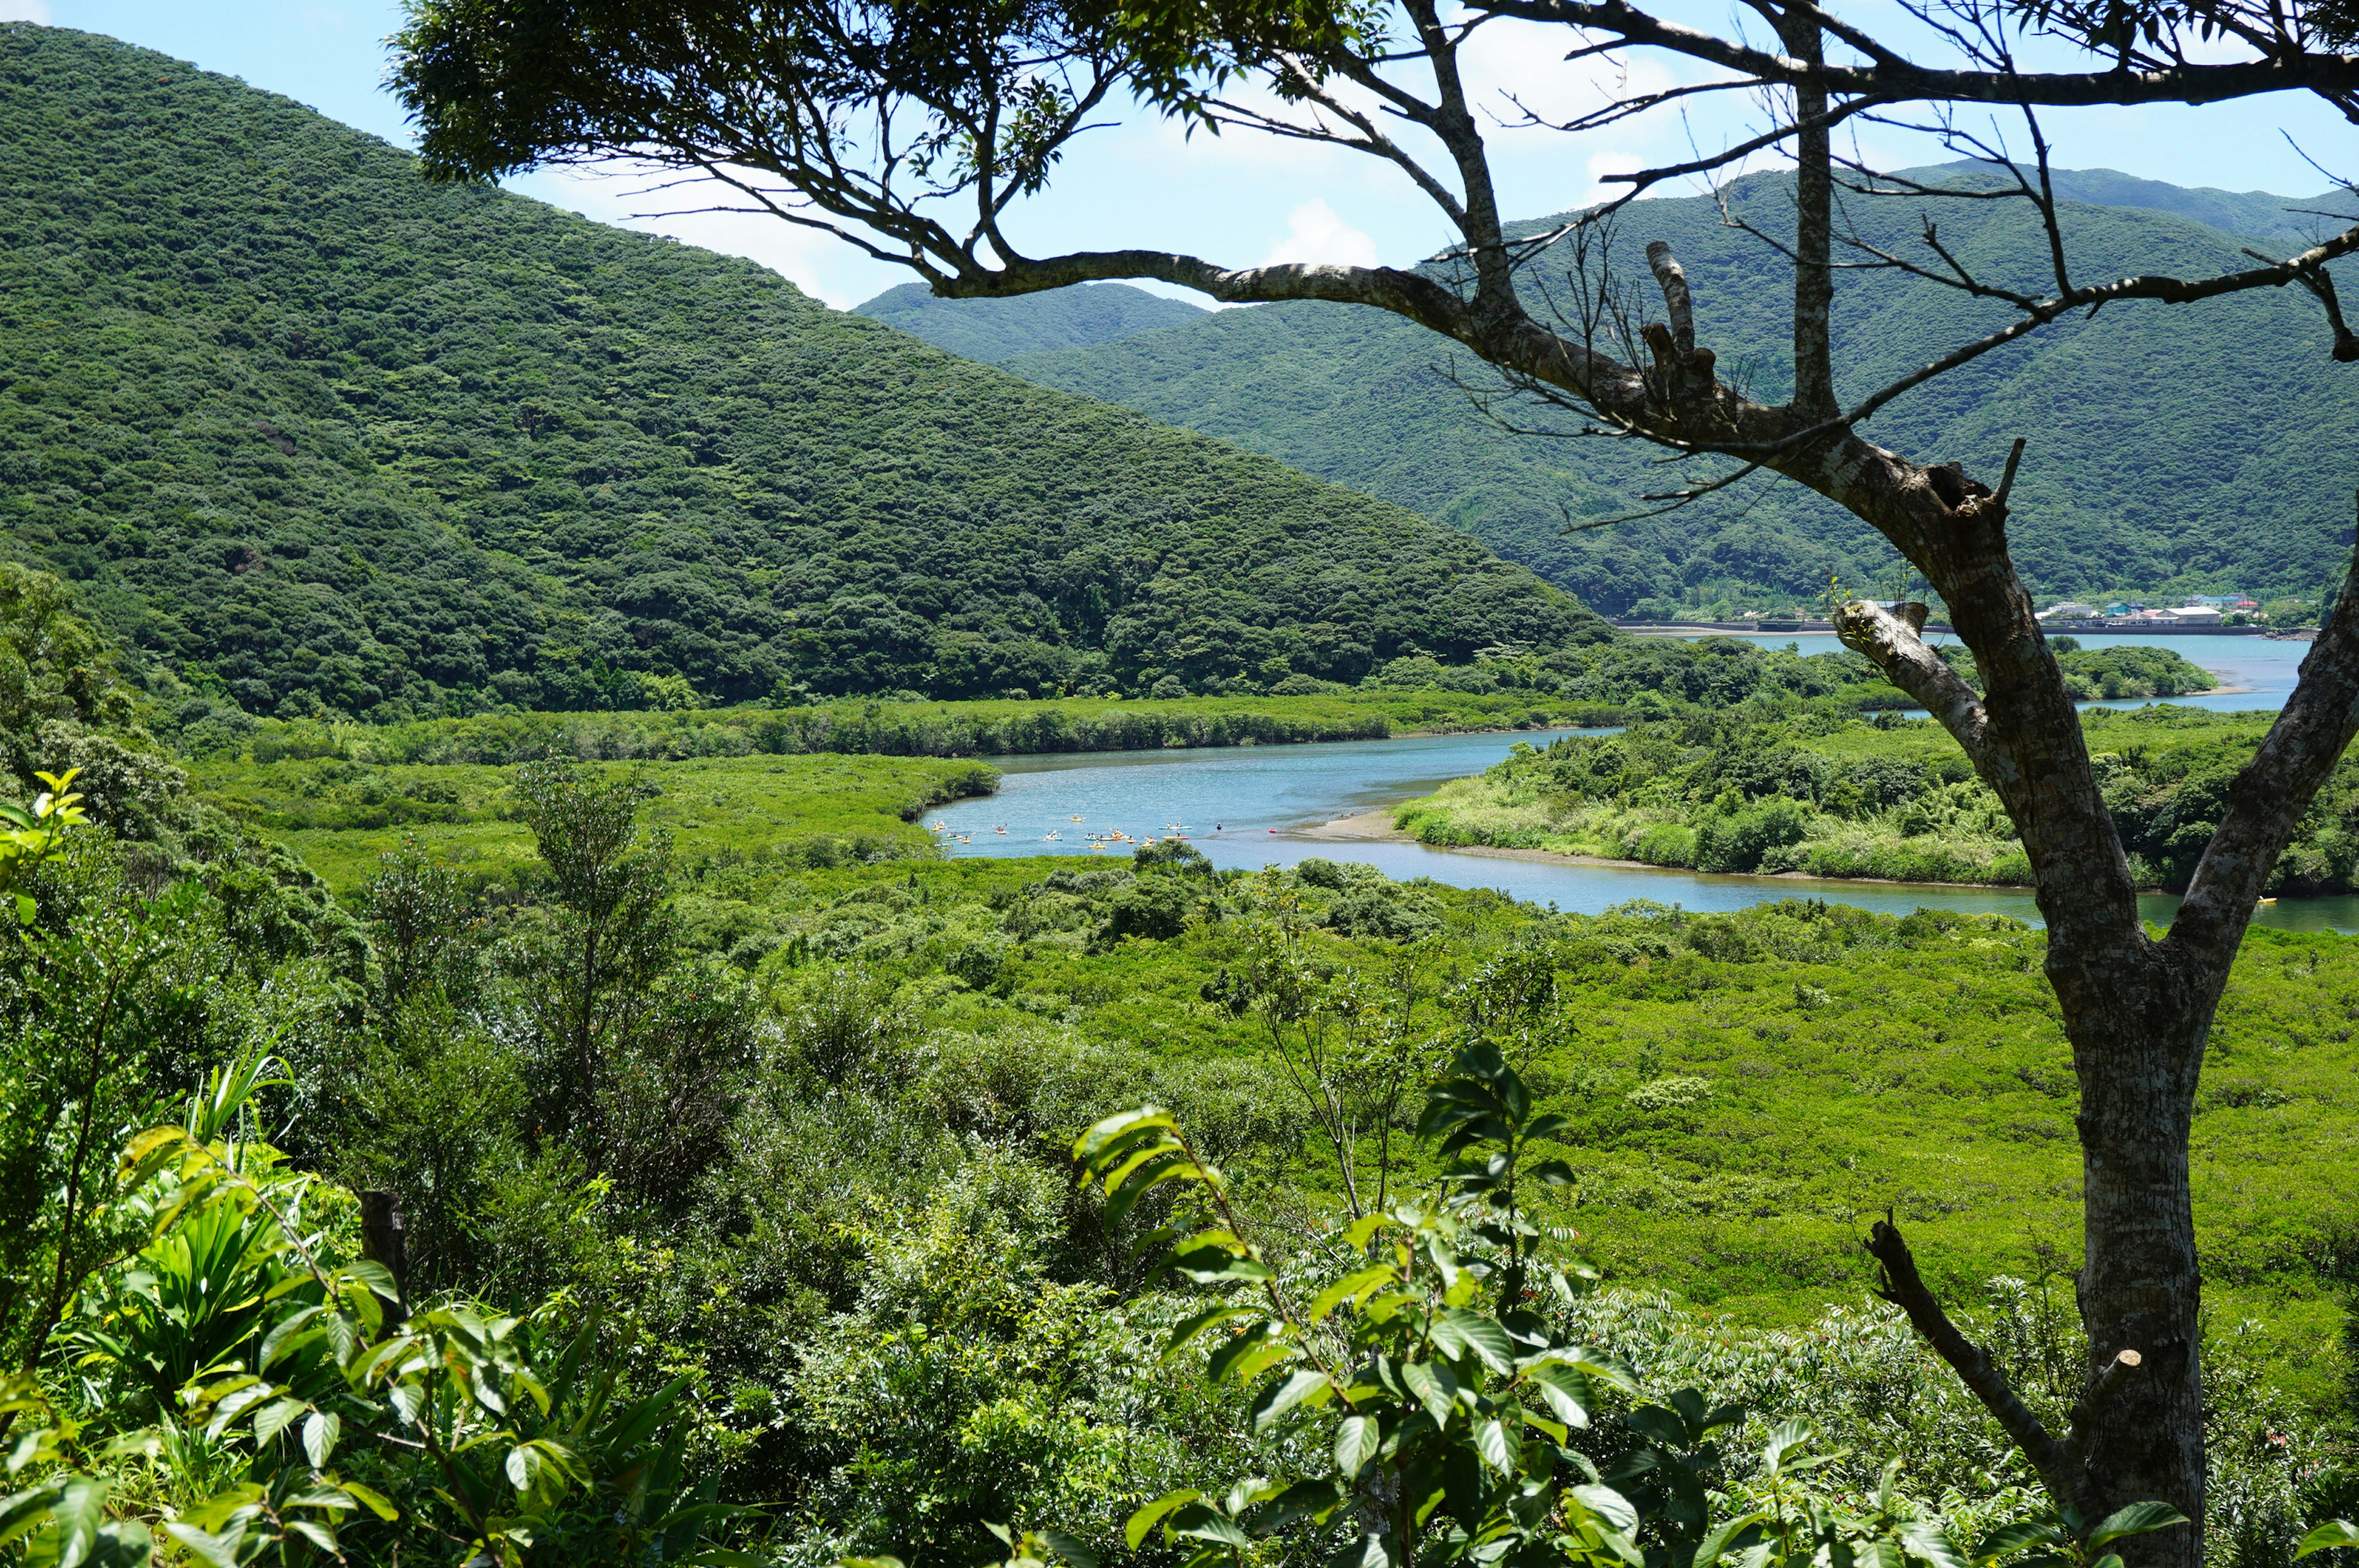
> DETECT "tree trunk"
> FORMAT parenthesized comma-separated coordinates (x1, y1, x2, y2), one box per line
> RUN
(2056, 950, 2215, 1566)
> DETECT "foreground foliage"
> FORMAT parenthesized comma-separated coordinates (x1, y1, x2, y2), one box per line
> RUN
(7, 719, 2357, 1565)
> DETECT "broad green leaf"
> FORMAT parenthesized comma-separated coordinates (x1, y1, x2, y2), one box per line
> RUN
(1309, 1267, 1396, 1322)
(286, 1519, 342, 1556)
(0, 1486, 66, 1550)
(2298, 1522, 2359, 1559)
(1692, 1511, 1772, 1568)
(1525, 1363, 1592, 1429)
(1399, 1360, 1457, 1423)
(1971, 1523, 2064, 1561)
(1442, 1309, 1516, 1373)
(2086, 1503, 2191, 1551)
(1334, 1416, 1381, 1479)
(1253, 1370, 1332, 1432)
(1761, 1418, 1812, 1476)
(1207, 1324, 1286, 1384)
(1039, 1529, 1099, 1568)
(47, 1476, 108, 1568)
(340, 1480, 398, 1521)
(251, 1398, 306, 1450)
(1474, 1418, 1514, 1476)
(1168, 1503, 1253, 1549)
(1125, 1490, 1202, 1551)
(1329, 1534, 1395, 1568)
(259, 1306, 325, 1372)
(162, 1521, 241, 1568)
(1257, 1480, 1343, 1534)
(1571, 1484, 1639, 1535)
(1903, 1521, 1970, 1568)
(302, 1410, 340, 1469)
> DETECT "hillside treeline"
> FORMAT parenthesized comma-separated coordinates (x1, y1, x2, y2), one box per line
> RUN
(0, 26, 1605, 724)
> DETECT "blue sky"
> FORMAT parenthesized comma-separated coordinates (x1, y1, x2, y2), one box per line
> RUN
(11, 0, 2353, 308)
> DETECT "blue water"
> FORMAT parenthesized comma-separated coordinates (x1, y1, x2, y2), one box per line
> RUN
(921, 636, 2359, 933)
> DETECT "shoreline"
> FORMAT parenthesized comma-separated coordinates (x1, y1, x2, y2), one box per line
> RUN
(1292, 805, 2045, 892)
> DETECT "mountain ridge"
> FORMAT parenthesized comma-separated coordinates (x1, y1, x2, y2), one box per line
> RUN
(861, 166, 2359, 615)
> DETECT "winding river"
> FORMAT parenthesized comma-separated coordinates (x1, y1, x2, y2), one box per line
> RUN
(924, 633, 2359, 934)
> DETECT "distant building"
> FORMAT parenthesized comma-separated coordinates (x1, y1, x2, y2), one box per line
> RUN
(2159, 605, 2225, 623)
(2038, 602, 2100, 619)
(2189, 594, 2244, 606)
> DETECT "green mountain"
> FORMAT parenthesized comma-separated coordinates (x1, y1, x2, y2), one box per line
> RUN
(859, 168, 2359, 617)
(858, 279, 1207, 363)
(0, 25, 1606, 723)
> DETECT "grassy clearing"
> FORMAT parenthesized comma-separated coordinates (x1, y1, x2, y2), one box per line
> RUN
(191, 751, 998, 893)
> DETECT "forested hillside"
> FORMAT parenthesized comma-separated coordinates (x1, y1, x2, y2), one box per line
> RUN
(858, 279, 1207, 362)
(864, 168, 2359, 616)
(0, 26, 1605, 723)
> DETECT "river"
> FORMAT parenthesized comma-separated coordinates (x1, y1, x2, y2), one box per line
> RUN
(923, 633, 2359, 934)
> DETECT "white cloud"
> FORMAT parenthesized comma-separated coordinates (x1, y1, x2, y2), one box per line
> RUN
(1261, 199, 1382, 268)
(506, 162, 904, 310)
(0, 0, 54, 23)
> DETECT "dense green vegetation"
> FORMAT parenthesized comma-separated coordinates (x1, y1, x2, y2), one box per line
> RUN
(869, 169, 2358, 618)
(0, 25, 1611, 724)
(1396, 700, 2359, 892)
(147, 631, 2029, 773)
(0, 555, 2340, 1560)
(12, 730, 2359, 1564)
(859, 279, 1207, 362)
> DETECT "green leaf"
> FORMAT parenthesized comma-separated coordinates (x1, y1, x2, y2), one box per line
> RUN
(249, 1398, 305, 1450)
(1400, 1360, 1458, 1423)
(1334, 1415, 1380, 1480)
(1902, 1521, 1970, 1568)
(162, 1521, 241, 1568)
(1253, 1370, 1332, 1432)
(1125, 1491, 1203, 1552)
(1971, 1523, 2064, 1562)
(1442, 1309, 1516, 1373)
(1571, 1484, 1639, 1535)
(1693, 1511, 1772, 1568)
(1309, 1266, 1395, 1322)
(1525, 1363, 1592, 1429)
(14, 893, 34, 927)
(286, 1519, 342, 1556)
(0, 1486, 65, 1551)
(1164, 1305, 1256, 1360)
(2086, 1503, 2191, 1551)
(1039, 1529, 1099, 1568)
(1328, 1534, 1395, 1568)
(1761, 1418, 1813, 1475)
(338, 1481, 398, 1523)
(302, 1410, 340, 1469)
(46, 1477, 108, 1568)
(1474, 1417, 1515, 1476)
(2297, 1522, 2359, 1559)
(1168, 1504, 1253, 1549)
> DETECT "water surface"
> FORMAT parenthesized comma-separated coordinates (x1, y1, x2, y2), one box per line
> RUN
(923, 636, 2357, 932)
